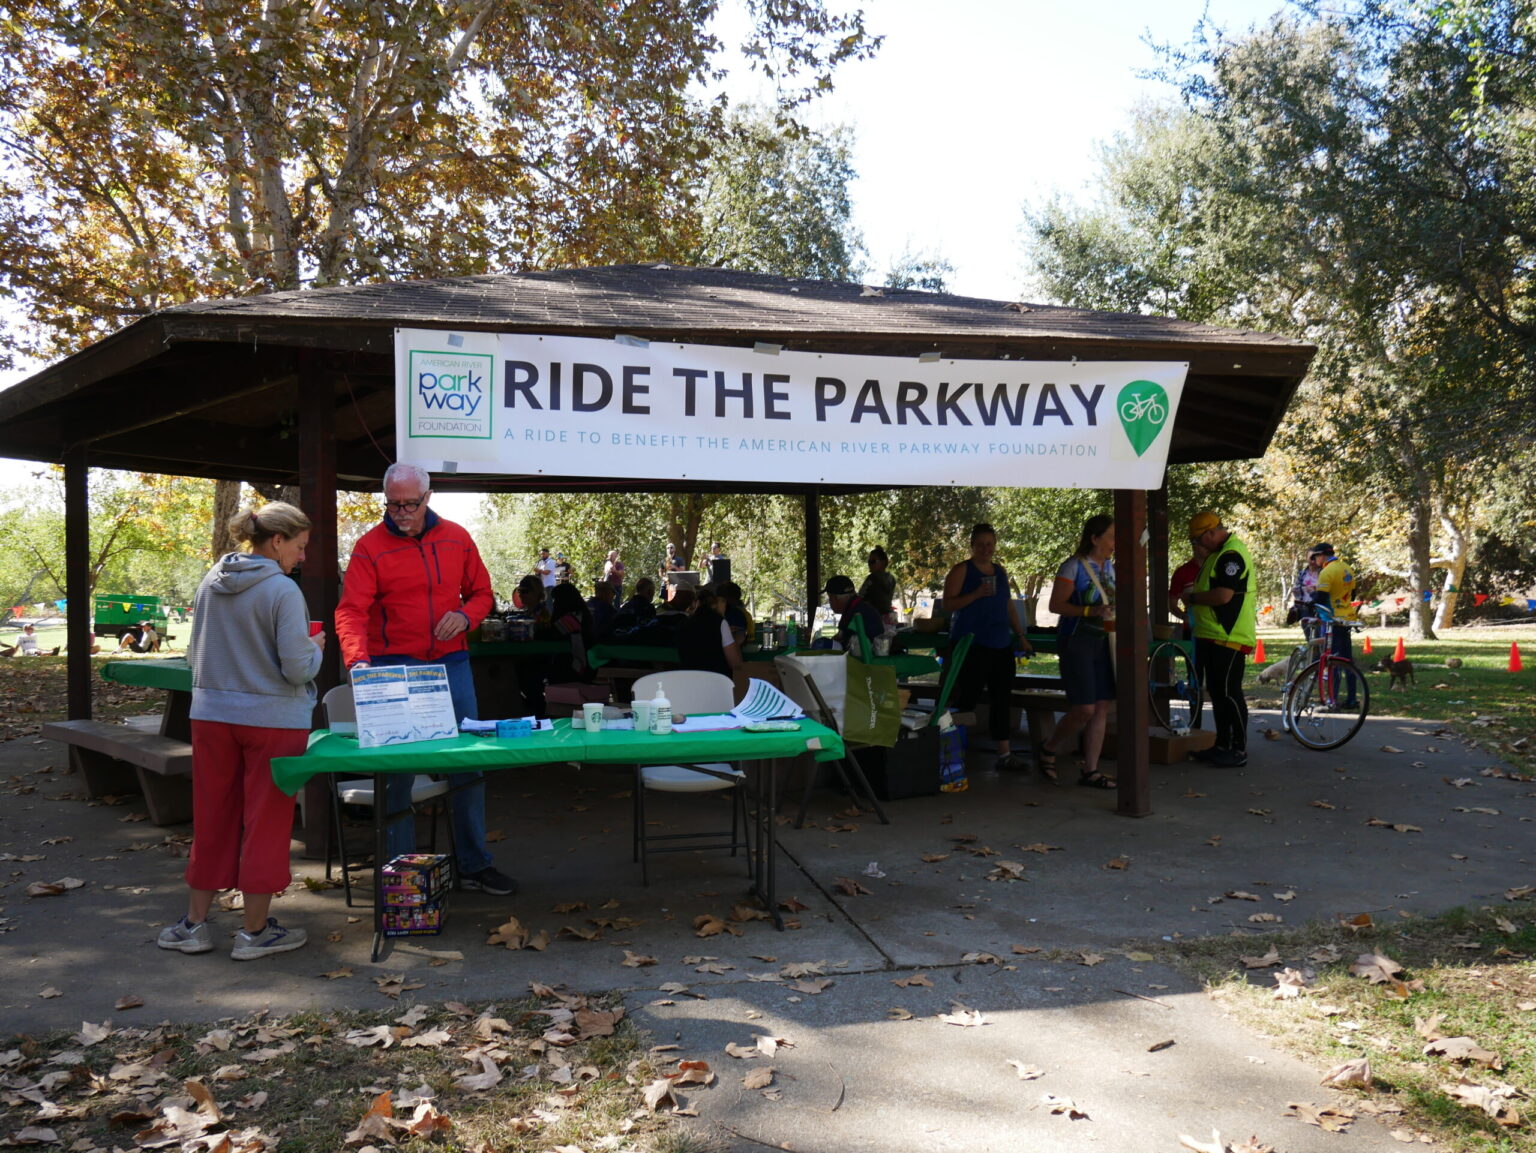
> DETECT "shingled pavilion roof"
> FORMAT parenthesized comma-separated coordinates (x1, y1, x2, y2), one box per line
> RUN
(0, 264, 1315, 492)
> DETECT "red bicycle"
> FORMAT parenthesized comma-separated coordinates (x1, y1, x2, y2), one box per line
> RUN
(1282, 614, 1370, 749)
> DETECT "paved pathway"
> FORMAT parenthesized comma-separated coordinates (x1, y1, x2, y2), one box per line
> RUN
(4, 708, 1528, 1150)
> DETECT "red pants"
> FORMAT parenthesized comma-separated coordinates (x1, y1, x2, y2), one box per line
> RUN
(186, 720, 308, 895)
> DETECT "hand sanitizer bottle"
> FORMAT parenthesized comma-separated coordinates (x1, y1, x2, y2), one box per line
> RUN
(651, 681, 672, 734)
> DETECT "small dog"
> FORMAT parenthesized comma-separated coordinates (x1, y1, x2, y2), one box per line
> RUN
(1376, 656, 1416, 690)
(1257, 661, 1288, 685)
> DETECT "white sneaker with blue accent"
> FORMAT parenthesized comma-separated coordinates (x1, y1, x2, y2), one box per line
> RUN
(231, 918, 307, 961)
(157, 915, 214, 954)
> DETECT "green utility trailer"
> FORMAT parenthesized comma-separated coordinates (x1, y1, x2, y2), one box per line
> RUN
(93, 595, 171, 642)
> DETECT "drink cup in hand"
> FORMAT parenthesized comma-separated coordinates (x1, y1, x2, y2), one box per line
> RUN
(309, 621, 323, 636)
(979, 574, 996, 595)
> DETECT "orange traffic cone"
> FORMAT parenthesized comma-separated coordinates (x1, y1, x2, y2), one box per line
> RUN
(1362, 634, 1373, 655)
(1254, 638, 1267, 663)
(1512, 643, 1524, 673)
(1392, 636, 1406, 662)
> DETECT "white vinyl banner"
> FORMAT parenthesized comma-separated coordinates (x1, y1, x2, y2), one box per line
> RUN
(395, 329, 1188, 489)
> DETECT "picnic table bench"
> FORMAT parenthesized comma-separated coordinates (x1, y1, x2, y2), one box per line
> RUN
(41, 718, 193, 825)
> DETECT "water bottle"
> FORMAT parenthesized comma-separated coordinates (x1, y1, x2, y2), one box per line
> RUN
(785, 616, 798, 651)
(650, 681, 672, 734)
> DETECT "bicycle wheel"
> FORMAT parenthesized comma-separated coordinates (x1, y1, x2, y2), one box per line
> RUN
(1278, 643, 1310, 732)
(1285, 659, 1369, 750)
(1148, 639, 1202, 733)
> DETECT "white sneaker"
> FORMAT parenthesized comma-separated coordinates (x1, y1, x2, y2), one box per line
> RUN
(231, 918, 307, 961)
(157, 915, 214, 954)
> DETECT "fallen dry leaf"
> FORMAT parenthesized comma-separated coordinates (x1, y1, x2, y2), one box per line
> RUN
(1285, 1101, 1354, 1132)
(1320, 1057, 1372, 1088)
(1041, 1092, 1088, 1119)
(1272, 968, 1310, 999)
(1007, 1060, 1044, 1080)
(938, 1007, 987, 1027)
(1424, 1036, 1502, 1068)
(833, 876, 873, 896)
(1350, 952, 1404, 984)
(1240, 947, 1281, 970)
(742, 1067, 775, 1090)
(621, 950, 658, 968)
(1442, 1077, 1521, 1126)
(892, 973, 933, 988)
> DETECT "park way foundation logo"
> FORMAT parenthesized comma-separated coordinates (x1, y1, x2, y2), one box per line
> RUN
(1117, 379, 1169, 457)
(408, 349, 494, 440)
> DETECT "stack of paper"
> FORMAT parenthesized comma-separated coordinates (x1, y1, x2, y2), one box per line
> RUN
(731, 678, 805, 723)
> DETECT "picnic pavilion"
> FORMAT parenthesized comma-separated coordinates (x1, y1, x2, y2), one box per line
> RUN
(0, 264, 1315, 818)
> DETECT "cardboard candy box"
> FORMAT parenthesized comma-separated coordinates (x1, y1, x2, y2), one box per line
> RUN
(381, 853, 451, 907)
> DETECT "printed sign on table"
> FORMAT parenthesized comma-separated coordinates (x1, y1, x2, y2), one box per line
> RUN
(351, 664, 459, 748)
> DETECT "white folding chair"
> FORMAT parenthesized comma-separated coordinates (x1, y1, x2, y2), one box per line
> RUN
(629, 670, 750, 884)
(321, 684, 452, 907)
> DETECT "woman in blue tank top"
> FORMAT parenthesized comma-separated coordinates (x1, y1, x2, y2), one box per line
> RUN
(1040, 514, 1117, 789)
(943, 523, 1033, 771)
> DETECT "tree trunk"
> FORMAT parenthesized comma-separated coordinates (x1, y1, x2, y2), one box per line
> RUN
(1431, 512, 1469, 631)
(211, 480, 242, 560)
(1402, 465, 1439, 640)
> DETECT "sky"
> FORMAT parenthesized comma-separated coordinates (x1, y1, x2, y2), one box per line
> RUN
(0, 0, 1285, 502)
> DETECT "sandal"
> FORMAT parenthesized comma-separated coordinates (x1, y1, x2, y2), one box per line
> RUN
(1076, 771, 1117, 789)
(1037, 751, 1060, 785)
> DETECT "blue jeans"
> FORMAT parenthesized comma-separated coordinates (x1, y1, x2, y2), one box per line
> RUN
(372, 656, 493, 875)
(1329, 626, 1360, 707)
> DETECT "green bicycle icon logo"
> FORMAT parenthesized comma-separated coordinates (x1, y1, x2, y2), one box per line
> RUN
(1116, 380, 1171, 458)
(1119, 390, 1167, 426)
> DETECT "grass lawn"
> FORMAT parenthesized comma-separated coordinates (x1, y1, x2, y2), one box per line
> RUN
(1163, 906, 1536, 1151)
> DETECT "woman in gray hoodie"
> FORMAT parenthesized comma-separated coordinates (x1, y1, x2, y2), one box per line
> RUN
(158, 502, 325, 961)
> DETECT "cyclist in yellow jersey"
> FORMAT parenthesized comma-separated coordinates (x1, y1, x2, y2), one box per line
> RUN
(1310, 545, 1361, 708)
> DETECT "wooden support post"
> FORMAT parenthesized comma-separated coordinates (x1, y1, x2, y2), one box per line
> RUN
(297, 355, 340, 856)
(65, 449, 91, 721)
(804, 487, 822, 630)
(1149, 485, 1170, 626)
(1113, 489, 1151, 817)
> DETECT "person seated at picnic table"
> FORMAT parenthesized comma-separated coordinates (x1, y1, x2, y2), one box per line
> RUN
(543, 582, 597, 687)
(678, 588, 741, 676)
(586, 579, 618, 638)
(614, 577, 657, 629)
(859, 546, 898, 628)
(822, 575, 885, 656)
(716, 581, 753, 647)
(510, 574, 548, 623)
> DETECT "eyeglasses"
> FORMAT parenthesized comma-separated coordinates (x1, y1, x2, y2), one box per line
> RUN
(385, 498, 426, 513)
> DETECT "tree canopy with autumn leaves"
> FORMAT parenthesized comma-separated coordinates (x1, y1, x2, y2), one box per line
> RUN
(0, 0, 878, 370)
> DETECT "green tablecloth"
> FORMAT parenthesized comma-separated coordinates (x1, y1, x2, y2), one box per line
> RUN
(271, 717, 845, 795)
(893, 628, 1059, 657)
(100, 657, 192, 692)
(588, 642, 680, 667)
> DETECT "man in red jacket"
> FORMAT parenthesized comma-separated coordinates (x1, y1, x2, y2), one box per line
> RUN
(335, 462, 516, 896)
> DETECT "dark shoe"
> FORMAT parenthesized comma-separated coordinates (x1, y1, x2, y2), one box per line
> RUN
(995, 753, 1031, 772)
(1209, 749, 1248, 768)
(1190, 746, 1226, 763)
(460, 866, 519, 896)
(1076, 771, 1117, 789)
